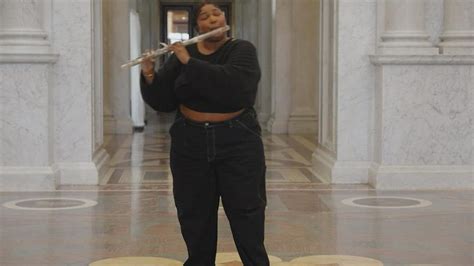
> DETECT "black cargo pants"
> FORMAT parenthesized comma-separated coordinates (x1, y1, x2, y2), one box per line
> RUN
(169, 107, 269, 266)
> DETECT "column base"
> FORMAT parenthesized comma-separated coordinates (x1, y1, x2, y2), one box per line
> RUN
(104, 117, 134, 134)
(0, 149, 110, 191)
(53, 162, 99, 186)
(53, 149, 109, 186)
(142, 112, 174, 133)
(288, 114, 318, 134)
(266, 116, 289, 134)
(257, 112, 271, 127)
(312, 147, 371, 184)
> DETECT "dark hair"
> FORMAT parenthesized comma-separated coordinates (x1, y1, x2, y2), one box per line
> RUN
(192, 0, 220, 32)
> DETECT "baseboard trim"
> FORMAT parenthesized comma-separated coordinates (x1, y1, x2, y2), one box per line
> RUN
(104, 118, 133, 134)
(258, 112, 271, 127)
(312, 147, 371, 184)
(288, 114, 318, 134)
(266, 117, 289, 134)
(369, 163, 474, 190)
(332, 161, 372, 184)
(312, 147, 335, 183)
(53, 162, 99, 186)
(93, 147, 110, 182)
(0, 167, 56, 191)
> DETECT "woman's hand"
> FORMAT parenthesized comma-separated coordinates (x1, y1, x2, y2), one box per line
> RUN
(168, 42, 191, 64)
(140, 50, 155, 73)
(141, 50, 155, 84)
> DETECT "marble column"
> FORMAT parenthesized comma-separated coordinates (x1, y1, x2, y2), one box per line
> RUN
(1, 0, 107, 191)
(256, 0, 273, 125)
(93, 0, 109, 178)
(233, 0, 273, 125)
(378, 0, 438, 55)
(51, 0, 102, 186)
(266, 0, 292, 133)
(103, 0, 133, 134)
(102, 0, 116, 133)
(439, 0, 474, 55)
(313, 0, 338, 182)
(234, 0, 261, 116)
(313, 0, 376, 184)
(288, 0, 318, 134)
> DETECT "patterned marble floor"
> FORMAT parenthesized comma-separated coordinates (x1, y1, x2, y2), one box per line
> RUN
(0, 131, 472, 265)
(98, 132, 331, 190)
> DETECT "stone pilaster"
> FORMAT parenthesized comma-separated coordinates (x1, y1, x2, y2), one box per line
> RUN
(0, 0, 58, 62)
(439, 0, 474, 55)
(378, 0, 438, 55)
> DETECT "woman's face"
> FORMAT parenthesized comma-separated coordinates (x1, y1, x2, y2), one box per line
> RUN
(196, 4, 227, 41)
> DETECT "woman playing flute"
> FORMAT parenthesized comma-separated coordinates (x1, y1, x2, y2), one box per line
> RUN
(140, 1, 269, 265)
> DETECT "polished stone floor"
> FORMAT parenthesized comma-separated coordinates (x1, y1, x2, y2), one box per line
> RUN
(0, 131, 473, 265)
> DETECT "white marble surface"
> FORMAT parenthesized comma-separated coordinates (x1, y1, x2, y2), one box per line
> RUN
(0, 64, 50, 166)
(0, 0, 42, 30)
(471, 65, 474, 169)
(380, 65, 472, 165)
(424, 0, 444, 46)
(337, 0, 376, 161)
(51, 0, 93, 162)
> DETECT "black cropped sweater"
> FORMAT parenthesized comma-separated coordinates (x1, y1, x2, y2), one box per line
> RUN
(140, 38, 261, 113)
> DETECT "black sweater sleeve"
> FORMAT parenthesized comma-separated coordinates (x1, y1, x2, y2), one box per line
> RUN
(140, 54, 181, 112)
(183, 41, 261, 110)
